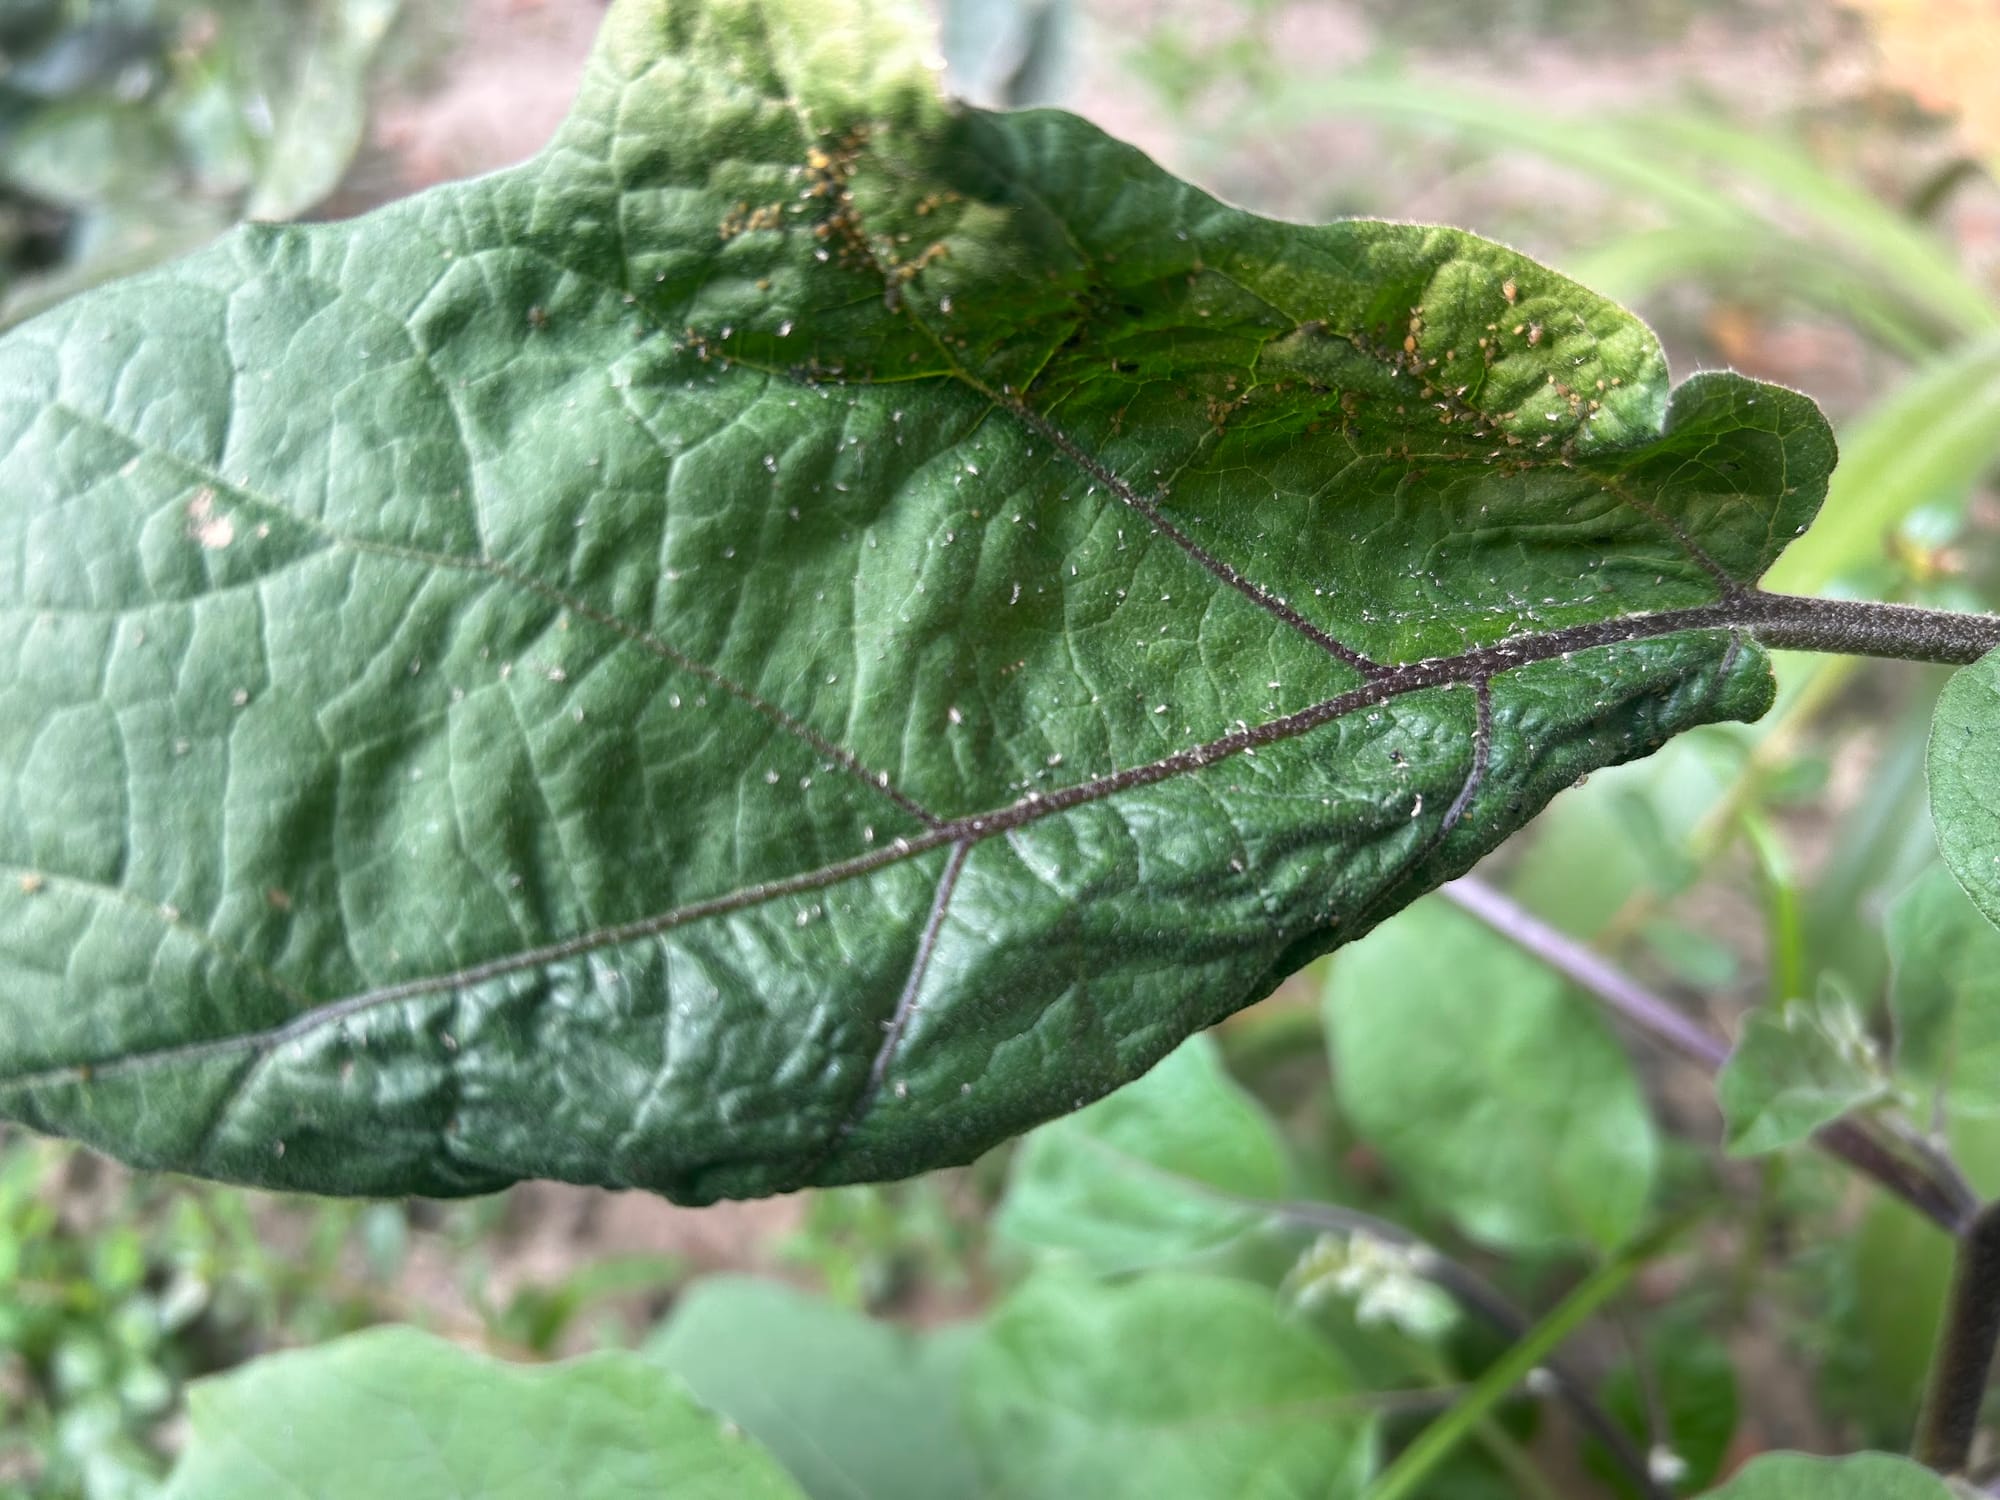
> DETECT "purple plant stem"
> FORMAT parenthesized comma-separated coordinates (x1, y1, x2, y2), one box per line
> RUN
(1439, 876, 1976, 1234)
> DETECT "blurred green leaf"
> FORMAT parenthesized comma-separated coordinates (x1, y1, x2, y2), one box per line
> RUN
(1802, 677, 1943, 996)
(1831, 1191, 1949, 1443)
(1507, 733, 1728, 937)
(941, 0, 1069, 108)
(1640, 918, 1739, 990)
(1323, 897, 1658, 1253)
(1822, 1111, 2000, 1443)
(0, 0, 405, 326)
(1701, 1452, 1954, 1499)
(962, 1271, 1377, 1499)
(1930, 649, 2000, 935)
(1888, 862, 2000, 1114)
(994, 1034, 1289, 1273)
(244, 0, 403, 221)
(1717, 987, 1891, 1157)
(647, 1276, 984, 1500)
(162, 1325, 803, 1499)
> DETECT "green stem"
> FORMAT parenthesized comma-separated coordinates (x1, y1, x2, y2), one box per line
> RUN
(1366, 1218, 1688, 1500)
(1739, 812, 1805, 1006)
(1409, 1347, 1562, 1500)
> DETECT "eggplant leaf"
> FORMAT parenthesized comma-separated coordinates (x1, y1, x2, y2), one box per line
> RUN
(1931, 648, 2000, 935)
(0, 0, 1831, 1200)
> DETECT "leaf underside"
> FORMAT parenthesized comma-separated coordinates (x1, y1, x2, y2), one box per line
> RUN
(0, 0, 1832, 1201)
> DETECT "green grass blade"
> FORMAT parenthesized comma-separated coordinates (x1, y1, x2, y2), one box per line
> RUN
(1765, 332, 2000, 595)
(1273, 73, 1738, 227)
(1643, 114, 1999, 338)
(1566, 227, 1938, 358)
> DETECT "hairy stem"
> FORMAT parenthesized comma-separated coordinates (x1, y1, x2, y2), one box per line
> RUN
(1918, 1200, 2000, 1473)
(1496, 591, 2000, 671)
(1440, 878, 1978, 1233)
(1740, 592, 2000, 665)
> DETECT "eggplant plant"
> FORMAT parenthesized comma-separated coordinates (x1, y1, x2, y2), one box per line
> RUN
(6, 1, 2000, 1495)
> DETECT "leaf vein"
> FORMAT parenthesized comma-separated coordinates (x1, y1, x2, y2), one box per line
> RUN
(42, 398, 943, 827)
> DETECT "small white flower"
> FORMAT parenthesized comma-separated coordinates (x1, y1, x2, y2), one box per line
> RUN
(1283, 1231, 1457, 1341)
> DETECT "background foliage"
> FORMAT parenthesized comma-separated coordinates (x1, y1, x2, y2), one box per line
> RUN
(7, 0, 2000, 1496)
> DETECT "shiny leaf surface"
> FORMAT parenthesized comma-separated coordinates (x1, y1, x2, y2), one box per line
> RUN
(0, 0, 1830, 1200)
(1889, 862, 2000, 1114)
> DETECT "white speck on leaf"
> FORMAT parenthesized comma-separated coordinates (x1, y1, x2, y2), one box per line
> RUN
(186, 488, 234, 550)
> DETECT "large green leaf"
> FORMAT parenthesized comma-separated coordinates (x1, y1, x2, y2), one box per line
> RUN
(1931, 649, 2000, 933)
(1323, 897, 1658, 1253)
(161, 1326, 804, 1499)
(1699, 1452, 1954, 1500)
(1888, 862, 2000, 1114)
(0, 0, 1830, 1201)
(960, 1270, 1377, 1498)
(647, 1276, 984, 1500)
(1717, 986, 1891, 1157)
(993, 1032, 1289, 1272)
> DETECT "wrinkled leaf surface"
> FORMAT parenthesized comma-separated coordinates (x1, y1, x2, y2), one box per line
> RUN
(0, 0, 1831, 1199)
